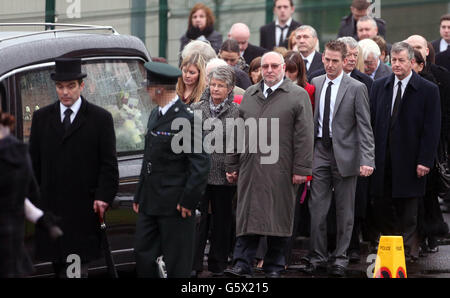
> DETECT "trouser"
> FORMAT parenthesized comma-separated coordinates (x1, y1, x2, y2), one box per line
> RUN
(232, 235, 289, 274)
(135, 212, 196, 278)
(309, 140, 357, 268)
(192, 185, 236, 273)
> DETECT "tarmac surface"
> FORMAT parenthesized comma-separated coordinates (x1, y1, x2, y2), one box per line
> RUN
(195, 212, 450, 279)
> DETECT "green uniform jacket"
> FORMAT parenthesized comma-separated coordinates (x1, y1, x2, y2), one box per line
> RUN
(134, 99, 210, 215)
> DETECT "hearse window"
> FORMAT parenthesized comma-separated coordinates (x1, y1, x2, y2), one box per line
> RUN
(19, 59, 155, 153)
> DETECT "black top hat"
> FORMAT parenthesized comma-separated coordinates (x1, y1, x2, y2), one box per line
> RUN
(144, 61, 182, 86)
(50, 58, 87, 81)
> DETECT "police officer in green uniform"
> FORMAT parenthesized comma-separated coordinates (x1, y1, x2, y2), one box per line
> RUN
(133, 61, 210, 278)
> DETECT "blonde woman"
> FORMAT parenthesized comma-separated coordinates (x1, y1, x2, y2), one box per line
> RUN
(176, 53, 207, 105)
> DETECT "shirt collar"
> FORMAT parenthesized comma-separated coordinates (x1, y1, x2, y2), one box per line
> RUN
(275, 18, 292, 28)
(263, 78, 284, 95)
(159, 96, 179, 115)
(440, 38, 449, 52)
(60, 97, 82, 117)
(301, 51, 315, 64)
(325, 70, 344, 86)
(394, 70, 413, 89)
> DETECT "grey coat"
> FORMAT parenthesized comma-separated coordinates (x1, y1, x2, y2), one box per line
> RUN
(311, 74, 375, 177)
(225, 79, 314, 237)
(192, 89, 239, 185)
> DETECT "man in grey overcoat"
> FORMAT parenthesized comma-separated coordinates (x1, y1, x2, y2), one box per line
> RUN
(224, 51, 314, 278)
(303, 40, 375, 277)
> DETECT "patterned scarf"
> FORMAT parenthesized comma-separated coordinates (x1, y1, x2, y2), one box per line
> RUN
(209, 95, 229, 118)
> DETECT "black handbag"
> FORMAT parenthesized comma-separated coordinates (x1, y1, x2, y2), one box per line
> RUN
(436, 141, 450, 199)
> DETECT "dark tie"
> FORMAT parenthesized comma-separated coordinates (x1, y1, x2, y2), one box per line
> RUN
(158, 109, 163, 119)
(266, 87, 273, 98)
(63, 108, 73, 131)
(303, 59, 309, 70)
(391, 81, 402, 120)
(277, 25, 288, 47)
(322, 81, 333, 148)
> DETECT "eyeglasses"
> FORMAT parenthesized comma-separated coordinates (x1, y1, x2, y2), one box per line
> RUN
(210, 82, 227, 89)
(261, 63, 284, 70)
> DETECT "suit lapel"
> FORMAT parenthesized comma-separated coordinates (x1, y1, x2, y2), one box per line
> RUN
(268, 23, 276, 49)
(333, 75, 350, 118)
(313, 75, 326, 135)
(148, 99, 183, 132)
(50, 101, 65, 138)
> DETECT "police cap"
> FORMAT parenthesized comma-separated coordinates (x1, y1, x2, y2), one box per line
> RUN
(144, 61, 182, 86)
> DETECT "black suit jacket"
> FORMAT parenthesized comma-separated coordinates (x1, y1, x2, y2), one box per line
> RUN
(134, 99, 210, 215)
(243, 43, 268, 65)
(337, 14, 386, 40)
(259, 20, 301, 50)
(436, 47, 450, 72)
(29, 97, 119, 262)
(306, 51, 324, 82)
(432, 38, 443, 55)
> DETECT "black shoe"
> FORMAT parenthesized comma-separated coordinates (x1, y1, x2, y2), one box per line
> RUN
(224, 266, 252, 278)
(348, 250, 361, 263)
(328, 265, 346, 277)
(297, 263, 316, 275)
(265, 271, 281, 278)
(211, 271, 224, 277)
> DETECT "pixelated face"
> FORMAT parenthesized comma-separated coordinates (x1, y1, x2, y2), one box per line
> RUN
(357, 20, 378, 40)
(322, 49, 345, 80)
(344, 46, 359, 73)
(261, 53, 286, 87)
(209, 78, 231, 103)
(364, 53, 379, 75)
(220, 50, 240, 66)
(191, 9, 207, 31)
(295, 29, 317, 56)
(182, 64, 200, 88)
(440, 20, 450, 42)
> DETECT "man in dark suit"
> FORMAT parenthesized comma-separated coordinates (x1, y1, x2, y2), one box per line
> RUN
(370, 42, 441, 262)
(228, 23, 267, 66)
(304, 40, 375, 277)
(259, 0, 301, 51)
(436, 47, 450, 72)
(294, 25, 324, 81)
(29, 58, 119, 277)
(133, 62, 210, 278)
(431, 14, 450, 54)
(337, 0, 386, 40)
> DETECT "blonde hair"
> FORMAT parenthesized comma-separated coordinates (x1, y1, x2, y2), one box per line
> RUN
(176, 53, 207, 105)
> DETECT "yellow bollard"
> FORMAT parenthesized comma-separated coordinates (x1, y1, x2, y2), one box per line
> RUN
(373, 236, 407, 278)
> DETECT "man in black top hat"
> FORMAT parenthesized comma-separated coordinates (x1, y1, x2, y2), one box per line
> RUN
(29, 58, 119, 278)
(133, 61, 210, 278)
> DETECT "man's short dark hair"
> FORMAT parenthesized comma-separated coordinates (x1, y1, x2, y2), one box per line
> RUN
(441, 14, 450, 25)
(220, 39, 240, 54)
(274, 0, 294, 8)
(324, 40, 348, 60)
(351, 0, 371, 10)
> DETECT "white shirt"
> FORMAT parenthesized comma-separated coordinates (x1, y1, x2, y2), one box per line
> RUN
(60, 97, 82, 123)
(159, 96, 179, 116)
(275, 18, 292, 47)
(318, 71, 344, 138)
(263, 79, 284, 98)
(392, 71, 413, 114)
(440, 38, 449, 53)
(301, 51, 315, 71)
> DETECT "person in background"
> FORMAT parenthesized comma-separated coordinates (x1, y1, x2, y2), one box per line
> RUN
(294, 25, 324, 81)
(218, 39, 252, 89)
(431, 13, 450, 55)
(180, 3, 223, 54)
(284, 50, 315, 108)
(176, 53, 207, 106)
(358, 38, 392, 80)
(191, 65, 239, 277)
(228, 23, 267, 66)
(337, 0, 386, 40)
(259, 0, 301, 51)
(248, 57, 262, 85)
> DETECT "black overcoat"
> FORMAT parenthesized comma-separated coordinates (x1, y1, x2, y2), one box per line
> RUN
(0, 135, 38, 277)
(29, 97, 119, 262)
(370, 72, 441, 198)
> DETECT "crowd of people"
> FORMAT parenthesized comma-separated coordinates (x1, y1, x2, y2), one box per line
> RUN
(2, 0, 450, 279)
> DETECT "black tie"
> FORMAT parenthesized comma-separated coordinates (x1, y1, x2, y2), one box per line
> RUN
(303, 59, 309, 70)
(277, 25, 288, 47)
(63, 108, 73, 131)
(158, 109, 163, 119)
(322, 81, 333, 148)
(266, 87, 273, 98)
(392, 81, 402, 119)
